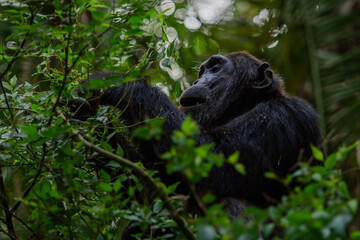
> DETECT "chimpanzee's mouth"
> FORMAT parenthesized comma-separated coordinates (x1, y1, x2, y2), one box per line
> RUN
(179, 97, 207, 108)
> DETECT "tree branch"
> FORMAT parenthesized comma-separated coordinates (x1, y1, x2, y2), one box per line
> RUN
(51, 0, 73, 117)
(11, 213, 40, 240)
(0, 107, 37, 114)
(11, 143, 47, 213)
(0, 167, 16, 240)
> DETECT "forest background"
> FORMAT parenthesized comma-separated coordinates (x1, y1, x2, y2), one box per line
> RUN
(0, 0, 359, 239)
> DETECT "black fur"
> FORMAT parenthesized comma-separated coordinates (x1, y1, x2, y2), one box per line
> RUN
(77, 52, 323, 214)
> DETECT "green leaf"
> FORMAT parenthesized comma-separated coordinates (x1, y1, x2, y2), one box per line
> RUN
(128, 16, 142, 25)
(153, 200, 163, 213)
(116, 145, 125, 157)
(42, 181, 51, 193)
(48, 189, 61, 199)
(91, 10, 106, 19)
(263, 223, 275, 238)
(161, 58, 173, 69)
(21, 125, 38, 136)
(151, 118, 165, 128)
(167, 40, 175, 57)
(2, 81, 13, 91)
(133, 126, 152, 140)
(202, 194, 216, 204)
(99, 182, 112, 192)
(106, 161, 121, 168)
(310, 144, 324, 161)
(5, 9, 20, 14)
(195, 143, 213, 158)
(324, 154, 337, 169)
(24, 82, 33, 92)
(197, 225, 216, 240)
(100, 140, 113, 152)
(312, 172, 322, 181)
(62, 145, 75, 156)
(351, 231, 360, 239)
(286, 211, 311, 224)
(42, 126, 69, 138)
(64, 25, 74, 33)
(348, 199, 358, 214)
(330, 214, 353, 236)
(10, 75, 17, 85)
(100, 169, 111, 182)
(181, 117, 198, 136)
(156, 51, 164, 60)
(147, 9, 158, 19)
(159, 9, 171, 23)
(325, 142, 360, 169)
(228, 151, 239, 164)
(235, 163, 246, 175)
(125, 29, 145, 37)
(89, 19, 101, 27)
(113, 178, 122, 192)
(21, 125, 40, 142)
(338, 181, 350, 198)
(84, 78, 105, 90)
(264, 172, 278, 180)
(162, 28, 169, 42)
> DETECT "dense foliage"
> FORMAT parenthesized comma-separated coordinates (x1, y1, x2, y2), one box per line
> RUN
(0, 0, 359, 239)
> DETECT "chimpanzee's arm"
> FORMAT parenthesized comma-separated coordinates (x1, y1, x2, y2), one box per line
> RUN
(101, 80, 186, 136)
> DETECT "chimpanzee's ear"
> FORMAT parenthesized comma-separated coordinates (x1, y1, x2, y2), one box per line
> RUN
(251, 62, 273, 90)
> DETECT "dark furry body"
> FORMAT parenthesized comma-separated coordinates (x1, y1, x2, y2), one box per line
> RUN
(77, 52, 323, 217)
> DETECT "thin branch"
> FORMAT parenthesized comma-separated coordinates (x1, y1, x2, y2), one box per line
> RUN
(0, 164, 37, 167)
(50, 0, 73, 117)
(11, 213, 40, 240)
(0, 107, 37, 114)
(78, 212, 96, 236)
(186, 179, 207, 216)
(0, 226, 14, 239)
(51, 23, 111, 120)
(0, 80, 16, 132)
(0, 167, 16, 240)
(11, 143, 47, 213)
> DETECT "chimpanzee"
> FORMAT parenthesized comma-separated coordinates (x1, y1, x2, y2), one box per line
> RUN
(74, 51, 323, 217)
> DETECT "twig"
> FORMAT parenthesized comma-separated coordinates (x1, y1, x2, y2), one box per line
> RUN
(51, 25, 111, 119)
(11, 144, 46, 213)
(11, 213, 40, 240)
(0, 226, 14, 239)
(50, 0, 73, 117)
(0, 107, 37, 114)
(186, 179, 207, 216)
(0, 167, 16, 240)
